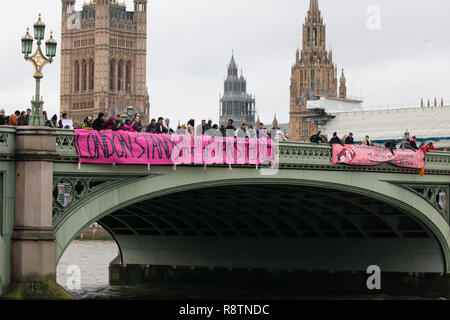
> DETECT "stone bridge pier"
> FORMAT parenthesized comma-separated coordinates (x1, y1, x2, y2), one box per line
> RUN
(4, 127, 70, 298)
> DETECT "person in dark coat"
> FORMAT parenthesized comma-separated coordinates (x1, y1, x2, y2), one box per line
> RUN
(132, 115, 143, 132)
(224, 119, 236, 137)
(330, 132, 344, 146)
(310, 131, 322, 143)
(345, 133, 354, 145)
(409, 136, 419, 150)
(0, 109, 7, 125)
(112, 115, 124, 131)
(93, 113, 105, 131)
(146, 119, 157, 133)
(384, 140, 398, 155)
(18, 111, 28, 126)
(155, 117, 168, 134)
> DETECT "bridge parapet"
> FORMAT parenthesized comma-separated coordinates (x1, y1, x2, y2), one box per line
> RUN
(0, 128, 449, 173)
(0, 126, 15, 157)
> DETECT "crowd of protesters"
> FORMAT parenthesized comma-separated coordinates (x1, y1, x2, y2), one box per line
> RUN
(76, 113, 289, 140)
(1, 108, 438, 151)
(310, 131, 437, 153)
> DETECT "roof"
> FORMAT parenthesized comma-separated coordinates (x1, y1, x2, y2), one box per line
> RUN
(319, 106, 450, 147)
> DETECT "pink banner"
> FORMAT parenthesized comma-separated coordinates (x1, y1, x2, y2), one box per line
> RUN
(74, 130, 276, 165)
(331, 144, 426, 169)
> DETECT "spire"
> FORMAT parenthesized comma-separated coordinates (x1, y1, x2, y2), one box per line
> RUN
(228, 53, 238, 76)
(339, 69, 347, 99)
(309, 0, 319, 11)
(273, 113, 278, 128)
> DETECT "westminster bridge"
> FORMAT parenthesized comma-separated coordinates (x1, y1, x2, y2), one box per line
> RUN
(0, 126, 449, 293)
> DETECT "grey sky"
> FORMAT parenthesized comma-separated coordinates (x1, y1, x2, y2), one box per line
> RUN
(0, 0, 449, 125)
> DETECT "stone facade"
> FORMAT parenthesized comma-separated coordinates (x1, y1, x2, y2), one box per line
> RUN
(289, 0, 347, 141)
(220, 55, 256, 127)
(60, 0, 150, 124)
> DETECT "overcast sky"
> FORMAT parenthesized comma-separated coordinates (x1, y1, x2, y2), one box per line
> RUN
(0, 0, 449, 125)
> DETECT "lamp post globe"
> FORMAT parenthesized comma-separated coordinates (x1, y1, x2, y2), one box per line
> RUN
(33, 13, 45, 41)
(45, 31, 57, 58)
(21, 28, 33, 56)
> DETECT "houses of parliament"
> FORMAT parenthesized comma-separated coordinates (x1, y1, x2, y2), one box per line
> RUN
(60, 0, 150, 123)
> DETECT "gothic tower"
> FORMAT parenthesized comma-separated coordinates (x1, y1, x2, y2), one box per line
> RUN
(60, 0, 150, 124)
(339, 69, 347, 99)
(289, 0, 342, 141)
(220, 55, 256, 126)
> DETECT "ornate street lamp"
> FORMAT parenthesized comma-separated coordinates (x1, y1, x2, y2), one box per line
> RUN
(21, 14, 57, 126)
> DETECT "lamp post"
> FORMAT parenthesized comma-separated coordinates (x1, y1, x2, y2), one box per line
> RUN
(21, 14, 57, 126)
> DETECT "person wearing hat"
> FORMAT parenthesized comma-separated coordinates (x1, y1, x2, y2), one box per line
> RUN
(409, 136, 419, 150)
(81, 117, 94, 130)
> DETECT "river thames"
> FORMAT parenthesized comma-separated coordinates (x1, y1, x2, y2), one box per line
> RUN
(56, 240, 445, 300)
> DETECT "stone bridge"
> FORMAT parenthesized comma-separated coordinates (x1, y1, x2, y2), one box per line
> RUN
(0, 126, 449, 293)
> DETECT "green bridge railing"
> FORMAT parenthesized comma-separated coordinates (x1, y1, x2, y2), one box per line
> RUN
(0, 127, 449, 174)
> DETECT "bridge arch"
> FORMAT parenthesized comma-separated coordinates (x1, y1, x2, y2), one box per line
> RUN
(55, 167, 450, 273)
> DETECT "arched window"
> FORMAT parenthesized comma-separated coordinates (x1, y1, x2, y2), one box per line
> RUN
(117, 60, 123, 91)
(313, 28, 317, 46)
(109, 60, 115, 91)
(89, 59, 94, 91)
(74, 61, 80, 92)
(81, 60, 87, 91)
(125, 61, 131, 92)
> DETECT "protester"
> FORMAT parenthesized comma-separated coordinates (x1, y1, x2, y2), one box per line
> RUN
(235, 123, 247, 138)
(81, 117, 93, 130)
(310, 131, 323, 143)
(123, 119, 136, 132)
(330, 132, 344, 146)
(345, 133, 354, 145)
(256, 123, 266, 138)
(112, 115, 123, 131)
(187, 119, 195, 136)
(103, 116, 115, 131)
(384, 140, 398, 155)
(164, 118, 174, 134)
(18, 111, 28, 126)
(8, 111, 20, 126)
(224, 119, 236, 136)
(176, 123, 188, 135)
(146, 119, 157, 133)
(46, 114, 58, 128)
(0, 109, 8, 125)
(58, 113, 69, 128)
(132, 115, 143, 132)
(425, 142, 436, 152)
(93, 113, 105, 131)
(360, 135, 375, 146)
(409, 136, 419, 150)
(155, 117, 168, 134)
(247, 126, 257, 139)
